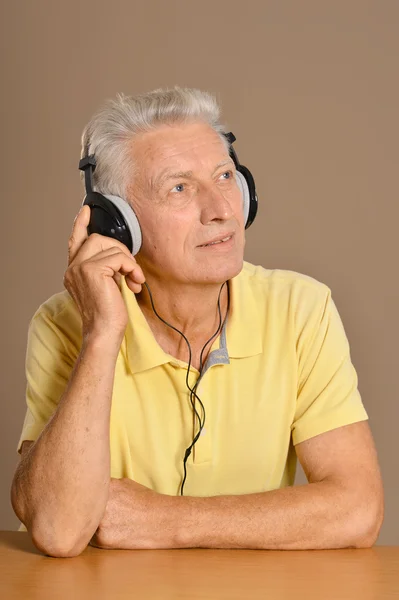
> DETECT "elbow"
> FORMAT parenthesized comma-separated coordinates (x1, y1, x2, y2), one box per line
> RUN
(352, 495, 385, 549)
(31, 525, 89, 558)
(11, 481, 87, 557)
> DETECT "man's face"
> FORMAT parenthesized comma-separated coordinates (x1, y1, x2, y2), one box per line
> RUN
(128, 121, 245, 285)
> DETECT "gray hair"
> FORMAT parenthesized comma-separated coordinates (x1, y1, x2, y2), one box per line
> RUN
(80, 86, 230, 200)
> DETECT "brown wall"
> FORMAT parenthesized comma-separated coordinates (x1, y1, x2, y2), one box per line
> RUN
(1, 1, 398, 544)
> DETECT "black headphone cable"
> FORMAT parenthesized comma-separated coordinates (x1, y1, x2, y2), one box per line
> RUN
(142, 279, 230, 495)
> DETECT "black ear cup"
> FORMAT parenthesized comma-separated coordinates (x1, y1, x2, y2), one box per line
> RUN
(82, 192, 133, 252)
(79, 154, 142, 255)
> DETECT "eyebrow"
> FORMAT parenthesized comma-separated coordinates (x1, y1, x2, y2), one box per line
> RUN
(153, 159, 234, 191)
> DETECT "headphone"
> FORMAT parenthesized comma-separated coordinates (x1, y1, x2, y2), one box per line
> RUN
(78, 131, 258, 255)
(78, 131, 258, 495)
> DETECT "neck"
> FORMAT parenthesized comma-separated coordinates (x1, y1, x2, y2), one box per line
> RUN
(136, 278, 230, 355)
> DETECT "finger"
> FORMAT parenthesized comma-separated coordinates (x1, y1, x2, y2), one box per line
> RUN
(111, 253, 145, 293)
(125, 278, 144, 294)
(73, 231, 136, 266)
(85, 247, 143, 279)
(80, 251, 144, 284)
(82, 246, 146, 282)
(68, 205, 90, 265)
(113, 271, 122, 290)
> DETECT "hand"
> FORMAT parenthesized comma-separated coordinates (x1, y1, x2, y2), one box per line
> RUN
(64, 205, 146, 341)
(90, 478, 180, 550)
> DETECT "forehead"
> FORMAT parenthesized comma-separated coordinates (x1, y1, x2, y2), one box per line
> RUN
(129, 122, 228, 172)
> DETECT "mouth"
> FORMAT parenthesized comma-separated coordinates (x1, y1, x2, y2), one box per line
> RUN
(198, 233, 235, 249)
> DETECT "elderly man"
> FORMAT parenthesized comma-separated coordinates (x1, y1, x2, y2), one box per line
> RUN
(11, 86, 384, 557)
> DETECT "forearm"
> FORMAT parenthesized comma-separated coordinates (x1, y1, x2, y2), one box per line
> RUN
(176, 480, 374, 550)
(11, 334, 120, 556)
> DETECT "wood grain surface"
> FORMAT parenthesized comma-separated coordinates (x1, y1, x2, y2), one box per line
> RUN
(1, 531, 398, 599)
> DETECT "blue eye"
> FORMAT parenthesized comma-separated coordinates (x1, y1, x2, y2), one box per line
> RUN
(172, 183, 185, 193)
(221, 171, 232, 180)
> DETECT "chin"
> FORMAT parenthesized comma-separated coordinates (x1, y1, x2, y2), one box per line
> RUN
(227, 254, 244, 278)
(198, 254, 244, 284)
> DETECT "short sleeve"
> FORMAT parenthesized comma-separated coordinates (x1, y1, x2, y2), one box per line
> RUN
(291, 286, 368, 446)
(17, 299, 81, 454)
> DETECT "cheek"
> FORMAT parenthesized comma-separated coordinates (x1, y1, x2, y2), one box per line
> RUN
(147, 223, 185, 257)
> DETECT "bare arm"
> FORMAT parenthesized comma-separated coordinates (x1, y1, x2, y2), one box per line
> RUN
(175, 422, 384, 550)
(11, 205, 145, 558)
(11, 335, 120, 557)
(88, 421, 384, 552)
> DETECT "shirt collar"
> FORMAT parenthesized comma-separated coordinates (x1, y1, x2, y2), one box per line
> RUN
(121, 263, 263, 374)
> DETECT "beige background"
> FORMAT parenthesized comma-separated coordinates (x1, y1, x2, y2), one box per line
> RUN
(1, 1, 397, 544)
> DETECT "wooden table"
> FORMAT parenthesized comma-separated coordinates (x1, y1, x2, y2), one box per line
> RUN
(1, 531, 398, 599)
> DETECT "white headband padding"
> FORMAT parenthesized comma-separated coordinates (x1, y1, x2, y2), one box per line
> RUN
(236, 171, 250, 226)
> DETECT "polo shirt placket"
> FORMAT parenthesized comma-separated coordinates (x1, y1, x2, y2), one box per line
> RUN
(175, 318, 231, 466)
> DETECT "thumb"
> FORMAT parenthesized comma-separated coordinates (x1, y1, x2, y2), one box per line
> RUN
(68, 205, 90, 265)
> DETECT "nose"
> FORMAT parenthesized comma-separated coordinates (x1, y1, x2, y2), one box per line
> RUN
(199, 185, 235, 225)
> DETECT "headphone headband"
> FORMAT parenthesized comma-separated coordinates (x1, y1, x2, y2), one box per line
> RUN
(78, 154, 97, 194)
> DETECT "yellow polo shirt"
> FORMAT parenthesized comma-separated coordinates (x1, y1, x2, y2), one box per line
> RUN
(17, 261, 368, 503)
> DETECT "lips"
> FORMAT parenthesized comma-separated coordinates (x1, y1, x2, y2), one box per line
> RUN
(198, 232, 234, 247)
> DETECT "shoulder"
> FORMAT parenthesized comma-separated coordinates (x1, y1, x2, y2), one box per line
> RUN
(31, 289, 79, 323)
(236, 261, 334, 337)
(233, 263, 338, 358)
(239, 260, 331, 304)
(28, 290, 82, 354)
